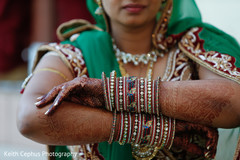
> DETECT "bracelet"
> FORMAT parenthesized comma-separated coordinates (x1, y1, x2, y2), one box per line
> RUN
(169, 118, 176, 150)
(160, 116, 169, 148)
(120, 112, 129, 145)
(102, 72, 110, 111)
(136, 113, 142, 144)
(165, 117, 172, 148)
(165, 118, 176, 150)
(147, 77, 152, 114)
(131, 113, 138, 144)
(115, 76, 119, 112)
(139, 78, 145, 112)
(141, 114, 153, 145)
(144, 78, 148, 113)
(114, 112, 176, 152)
(149, 114, 156, 146)
(108, 110, 117, 144)
(109, 71, 116, 111)
(153, 115, 161, 146)
(118, 112, 124, 143)
(21, 68, 69, 94)
(119, 77, 124, 111)
(152, 79, 155, 115)
(156, 77, 161, 115)
(156, 114, 164, 147)
(123, 76, 127, 111)
(127, 77, 137, 112)
(127, 112, 132, 143)
(136, 78, 141, 113)
(103, 72, 162, 115)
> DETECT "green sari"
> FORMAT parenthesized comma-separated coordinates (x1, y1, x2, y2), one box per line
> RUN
(34, 0, 240, 159)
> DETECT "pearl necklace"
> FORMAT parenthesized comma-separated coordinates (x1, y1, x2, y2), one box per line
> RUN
(112, 43, 164, 66)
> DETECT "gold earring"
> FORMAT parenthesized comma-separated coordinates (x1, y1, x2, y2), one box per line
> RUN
(95, 0, 104, 15)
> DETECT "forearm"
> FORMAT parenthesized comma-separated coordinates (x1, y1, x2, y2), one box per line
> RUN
(102, 75, 239, 128)
(160, 79, 240, 128)
(18, 96, 217, 158)
(60, 76, 239, 128)
(18, 88, 217, 158)
(18, 97, 112, 145)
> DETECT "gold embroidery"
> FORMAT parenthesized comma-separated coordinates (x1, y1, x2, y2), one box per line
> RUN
(162, 48, 192, 82)
(179, 27, 240, 84)
(38, 43, 87, 77)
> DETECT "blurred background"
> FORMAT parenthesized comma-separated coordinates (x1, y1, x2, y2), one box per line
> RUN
(0, 0, 239, 159)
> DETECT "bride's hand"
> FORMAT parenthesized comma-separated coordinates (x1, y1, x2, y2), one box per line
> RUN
(174, 120, 218, 159)
(35, 76, 104, 115)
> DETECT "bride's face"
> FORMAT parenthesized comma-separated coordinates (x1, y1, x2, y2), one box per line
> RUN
(102, 0, 162, 28)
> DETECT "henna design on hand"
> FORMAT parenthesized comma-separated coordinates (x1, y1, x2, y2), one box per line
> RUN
(174, 120, 218, 158)
(35, 77, 105, 115)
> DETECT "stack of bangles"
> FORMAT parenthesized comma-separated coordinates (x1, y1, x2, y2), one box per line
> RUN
(102, 71, 176, 150)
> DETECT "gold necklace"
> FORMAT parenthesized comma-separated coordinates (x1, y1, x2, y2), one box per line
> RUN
(118, 60, 155, 78)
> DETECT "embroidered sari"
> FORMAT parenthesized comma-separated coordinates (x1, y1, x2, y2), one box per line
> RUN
(31, 0, 240, 159)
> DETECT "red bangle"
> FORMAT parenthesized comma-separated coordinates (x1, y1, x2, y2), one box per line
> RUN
(136, 113, 142, 144)
(149, 115, 156, 146)
(117, 112, 124, 143)
(108, 110, 117, 144)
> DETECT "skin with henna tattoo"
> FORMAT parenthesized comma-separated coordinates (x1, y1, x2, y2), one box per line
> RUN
(160, 79, 234, 127)
(36, 77, 104, 115)
(36, 76, 238, 127)
(35, 103, 112, 145)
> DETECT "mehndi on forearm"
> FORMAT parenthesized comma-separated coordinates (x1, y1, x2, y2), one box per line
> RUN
(102, 71, 234, 126)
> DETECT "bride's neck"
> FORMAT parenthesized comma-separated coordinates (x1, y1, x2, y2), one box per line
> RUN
(111, 21, 156, 54)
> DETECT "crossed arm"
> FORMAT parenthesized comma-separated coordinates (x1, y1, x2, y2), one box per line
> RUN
(17, 53, 240, 146)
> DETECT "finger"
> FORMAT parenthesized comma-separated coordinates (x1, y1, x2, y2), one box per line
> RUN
(173, 136, 203, 155)
(205, 128, 218, 158)
(35, 94, 47, 107)
(44, 87, 71, 115)
(52, 85, 72, 107)
(36, 95, 45, 101)
(45, 105, 55, 116)
(44, 96, 61, 116)
(35, 85, 63, 108)
(45, 96, 64, 116)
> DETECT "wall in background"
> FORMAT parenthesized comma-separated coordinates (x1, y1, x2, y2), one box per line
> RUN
(196, 0, 240, 43)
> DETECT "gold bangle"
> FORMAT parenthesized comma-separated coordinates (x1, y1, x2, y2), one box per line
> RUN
(21, 67, 69, 94)
(34, 68, 69, 81)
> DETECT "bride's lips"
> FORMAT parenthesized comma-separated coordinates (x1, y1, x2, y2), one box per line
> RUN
(122, 4, 146, 13)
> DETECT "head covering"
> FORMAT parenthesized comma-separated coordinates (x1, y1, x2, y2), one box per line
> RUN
(86, 0, 202, 33)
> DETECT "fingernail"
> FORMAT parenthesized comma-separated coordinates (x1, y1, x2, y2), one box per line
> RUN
(207, 145, 210, 150)
(53, 100, 58, 107)
(36, 96, 43, 100)
(35, 101, 41, 106)
(45, 110, 50, 115)
(53, 97, 60, 106)
(204, 151, 210, 158)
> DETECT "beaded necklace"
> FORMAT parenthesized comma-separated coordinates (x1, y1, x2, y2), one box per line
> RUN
(112, 40, 164, 79)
